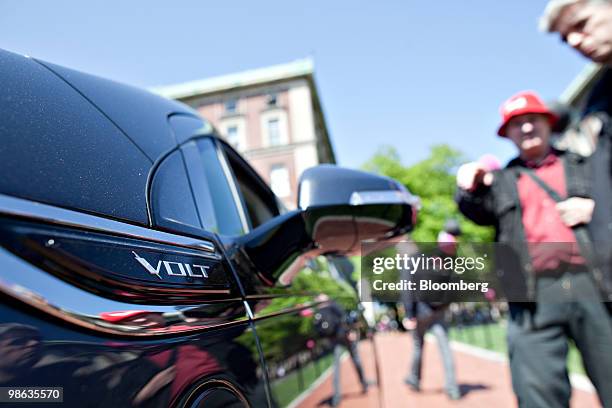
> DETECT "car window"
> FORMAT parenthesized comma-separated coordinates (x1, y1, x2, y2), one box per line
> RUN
(182, 137, 247, 236)
(219, 142, 280, 229)
(150, 150, 202, 232)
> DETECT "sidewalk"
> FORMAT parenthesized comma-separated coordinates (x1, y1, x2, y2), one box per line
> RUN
(296, 331, 601, 408)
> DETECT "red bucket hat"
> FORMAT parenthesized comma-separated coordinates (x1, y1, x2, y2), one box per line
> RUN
(497, 91, 558, 137)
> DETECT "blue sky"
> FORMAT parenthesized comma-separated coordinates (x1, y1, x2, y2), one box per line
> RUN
(0, 1, 589, 169)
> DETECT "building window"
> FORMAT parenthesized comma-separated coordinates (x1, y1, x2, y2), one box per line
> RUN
(225, 125, 239, 149)
(221, 117, 247, 151)
(266, 93, 278, 107)
(267, 118, 281, 146)
(260, 110, 288, 147)
(225, 99, 237, 114)
(270, 164, 290, 198)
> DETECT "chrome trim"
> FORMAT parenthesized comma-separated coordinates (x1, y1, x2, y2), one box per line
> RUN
(215, 142, 251, 234)
(0, 193, 216, 254)
(0, 247, 246, 336)
(349, 190, 421, 208)
(246, 297, 326, 321)
(298, 179, 312, 210)
(243, 300, 254, 320)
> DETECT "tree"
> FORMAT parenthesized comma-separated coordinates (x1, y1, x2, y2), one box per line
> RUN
(363, 144, 494, 243)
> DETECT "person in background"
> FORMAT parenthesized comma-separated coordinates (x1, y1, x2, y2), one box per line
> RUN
(313, 298, 370, 407)
(402, 219, 461, 401)
(540, 0, 612, 65)
(456, 90, 612, 407)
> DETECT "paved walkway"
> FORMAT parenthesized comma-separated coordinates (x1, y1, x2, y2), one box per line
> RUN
(297, 331, 601, 408)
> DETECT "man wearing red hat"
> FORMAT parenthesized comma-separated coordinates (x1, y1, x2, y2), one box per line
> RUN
(456, 90, 612, 408)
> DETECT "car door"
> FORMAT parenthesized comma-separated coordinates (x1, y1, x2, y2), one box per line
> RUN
(148, 114, 271, 408)
(182, 138, 352, 408)
(164, 118, 415, 408)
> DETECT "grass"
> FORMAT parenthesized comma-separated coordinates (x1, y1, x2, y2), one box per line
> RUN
(448, 321, 586, 375)
(270, 352, 336, 407)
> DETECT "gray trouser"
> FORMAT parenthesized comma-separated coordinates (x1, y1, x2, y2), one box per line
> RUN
(508, 271, 612, 408)
(332, 340, 366, 404)
(408, 308, 458, 392)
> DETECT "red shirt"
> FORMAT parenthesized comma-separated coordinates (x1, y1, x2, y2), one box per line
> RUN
(517, 152, 584, 271)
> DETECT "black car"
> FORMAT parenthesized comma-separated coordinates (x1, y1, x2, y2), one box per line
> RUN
(0, 48, 417, 407)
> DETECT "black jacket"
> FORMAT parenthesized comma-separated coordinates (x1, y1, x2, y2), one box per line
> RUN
(455, 149, 603, 300)
(584, 78, 612, 301)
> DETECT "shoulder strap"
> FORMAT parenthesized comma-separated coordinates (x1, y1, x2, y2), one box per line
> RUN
(518, 168, 563, 202)
(518, 168, 597, 271)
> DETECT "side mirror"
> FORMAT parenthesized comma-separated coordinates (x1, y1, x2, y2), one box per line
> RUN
(238, 165, 419, 285)
(298, 165, 419, 254)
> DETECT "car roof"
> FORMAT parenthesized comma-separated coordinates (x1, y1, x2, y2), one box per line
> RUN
(35, 57, 206, 161)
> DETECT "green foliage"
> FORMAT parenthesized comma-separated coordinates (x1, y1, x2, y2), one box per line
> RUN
(271, 353, 336, 407)
(252, 261, 358, 364)
(291, 264, 358, 311)
(363, 144, 494, 243)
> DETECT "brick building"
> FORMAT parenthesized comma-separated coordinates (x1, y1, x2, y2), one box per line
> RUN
(151, 58, 336, 209)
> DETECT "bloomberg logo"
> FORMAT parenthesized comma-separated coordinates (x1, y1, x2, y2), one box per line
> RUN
(132, 251, 210, 280)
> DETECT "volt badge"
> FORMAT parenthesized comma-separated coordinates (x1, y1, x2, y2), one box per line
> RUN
(132, 251, 210, 280)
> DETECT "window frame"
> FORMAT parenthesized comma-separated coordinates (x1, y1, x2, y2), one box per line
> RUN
(260, 109, 289, 147)
(224, 99, 237, 114)
(180, 135, 250, 237)
(180, 134, 280, 237)
(226, 125, 239, 147)
(267, 118, 281, 146)
(220, 116, 247, 151)
(216, 139, 281, 230)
